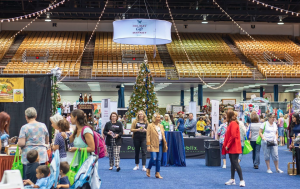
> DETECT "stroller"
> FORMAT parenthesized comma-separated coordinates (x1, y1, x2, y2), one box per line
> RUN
(70, 154, 101, 189)
(46, 150, 60, 189)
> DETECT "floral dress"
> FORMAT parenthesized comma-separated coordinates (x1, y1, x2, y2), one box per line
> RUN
(217, 123, 228, 144)
(19, 122, 49, 164)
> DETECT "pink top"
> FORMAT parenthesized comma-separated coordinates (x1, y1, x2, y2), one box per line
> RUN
(278, 118, 284, 127)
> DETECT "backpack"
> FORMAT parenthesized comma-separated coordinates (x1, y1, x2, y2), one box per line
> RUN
(81, 126, 107, 159)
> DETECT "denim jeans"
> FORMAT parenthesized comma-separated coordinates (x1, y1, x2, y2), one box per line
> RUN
(238, 146, 244, 161)
(219, 143, 226, 160)
(147, 143, 163, 173)
(250, 141, 261, 166)
(261, 140, 279, 161)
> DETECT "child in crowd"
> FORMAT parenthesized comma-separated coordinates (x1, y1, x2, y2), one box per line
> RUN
(23, 165, 50, 188)
(25, 150, 40, 183)
(52, 119, 73, 162)
(57, 161, 71, 189)
(197, 117, 206, 135)
(205, 120, 212, 136)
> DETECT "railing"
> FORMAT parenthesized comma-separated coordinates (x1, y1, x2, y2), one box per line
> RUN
(257, 61, 295, 65)
(93, 60, 163, 64)
(174, 61, 246, 65)
(284, 52, 293, 64)
(263, 51, 272, 62)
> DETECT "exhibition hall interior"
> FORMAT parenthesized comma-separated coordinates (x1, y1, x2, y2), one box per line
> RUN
(0, 0, 300, 189)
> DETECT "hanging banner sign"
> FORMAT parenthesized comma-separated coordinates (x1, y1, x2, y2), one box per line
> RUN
(211, 100, 220, 139)
(113, 19, 172, 45)
(0, 77, 24, 102)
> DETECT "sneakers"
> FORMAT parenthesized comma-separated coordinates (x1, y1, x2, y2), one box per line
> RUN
(133, 166, 139, 171)
(142, 167, 147, 172)
(240, 180, 246, 187)
(267, 169, 273, 174)
(276, 169, 284, 173)
(222, 165, 226, 169)
(225, 179, 236, 185)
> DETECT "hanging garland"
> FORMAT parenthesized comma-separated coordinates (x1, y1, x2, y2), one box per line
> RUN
(51, 76, 59, 115)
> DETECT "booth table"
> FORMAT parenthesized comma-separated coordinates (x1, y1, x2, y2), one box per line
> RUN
(0, 154, 14, 181)
(162, 131, 186, 166)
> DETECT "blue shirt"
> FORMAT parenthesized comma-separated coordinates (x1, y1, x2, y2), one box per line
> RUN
(36, 177, 49, 189)
(177, 118, 184, 128)
(59, 176, 70, 186)
(184, 119, 197, 133)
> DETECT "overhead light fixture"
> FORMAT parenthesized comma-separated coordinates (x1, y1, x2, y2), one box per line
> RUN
(196, 1, 199, 10)
(128, 4, 131, 9)
(278, 16, 284, 25)
(45, 13, 51, 22)
(202, 14, 208, 24)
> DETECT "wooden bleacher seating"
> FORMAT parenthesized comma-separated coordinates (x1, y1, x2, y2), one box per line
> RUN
(0, 31, 15, 61)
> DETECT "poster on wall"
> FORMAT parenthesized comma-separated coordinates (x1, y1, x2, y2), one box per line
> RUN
(0, 77, 24, 102)
(93, 103, 101, 116)
(211, 100, 220, 139)
(101, 99, 111, 129)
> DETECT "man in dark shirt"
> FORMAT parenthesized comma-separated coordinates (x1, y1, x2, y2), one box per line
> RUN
(25, 150, 40, 183)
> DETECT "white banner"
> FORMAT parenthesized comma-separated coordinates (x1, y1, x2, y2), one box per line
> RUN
(189, 101, 197, 122)
(211, 100, 220, 139)
(113, 19, 172, 45)
(101, 98, 110, 130)
(110, 101, 118, 115)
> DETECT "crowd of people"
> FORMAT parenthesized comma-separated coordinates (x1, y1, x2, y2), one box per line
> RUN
(0, 107, 300, 188)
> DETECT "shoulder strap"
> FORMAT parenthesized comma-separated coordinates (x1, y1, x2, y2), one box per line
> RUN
(81, 126, 90, 144)
(262, 122, 266, 134)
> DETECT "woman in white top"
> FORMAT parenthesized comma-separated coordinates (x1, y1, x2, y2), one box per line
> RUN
(259, 114, 283, 174)
(249, 112, 262, 169)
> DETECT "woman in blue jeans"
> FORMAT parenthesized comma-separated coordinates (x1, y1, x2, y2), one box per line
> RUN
(249, 112, 262, 169)
(146, 113, 168, 179)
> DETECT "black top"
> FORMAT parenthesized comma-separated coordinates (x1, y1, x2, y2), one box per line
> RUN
(133, 122, 148, 139)
(59, 176, 70, 186)
(103, 121, 123, 146)
(26, 162, 39, 184)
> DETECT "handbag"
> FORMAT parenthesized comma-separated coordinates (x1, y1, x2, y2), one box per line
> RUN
(66, 148, 79, 186)
(256, 123, 266, 145)
(11, 145, 23, 177)
(243, 135, 253, 155)
(267, 140, 276, 147)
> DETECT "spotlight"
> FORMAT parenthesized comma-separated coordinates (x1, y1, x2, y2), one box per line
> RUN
(278, 16, 284, 25)
(202, 14, 208, 24)
(45, 13, 51, 22)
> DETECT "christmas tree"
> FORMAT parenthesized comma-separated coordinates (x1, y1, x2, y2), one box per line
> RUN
(126, 56, 159, 123)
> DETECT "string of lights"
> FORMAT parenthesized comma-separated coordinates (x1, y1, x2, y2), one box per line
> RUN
(249, 0, 299, 16)
(58, 0, 109, 82)
(0, 0, 67, 23)
(0, 0, 59, 50)
(212, 0, 286, 64)
(165, 0, 231, 90)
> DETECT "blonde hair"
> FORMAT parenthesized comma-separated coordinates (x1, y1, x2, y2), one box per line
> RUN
(152, 113, 160, 123)
(135, 110, 148, 124)
(284, 114, 288, 119)
(164, 114, 172, 125)
(279, 113, 283, 117)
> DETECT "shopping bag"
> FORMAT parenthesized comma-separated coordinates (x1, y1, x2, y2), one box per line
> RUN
(66, 148, 79, 186)
(283, 121, 288, 129)
(256, 123, 266, 145)
(78, 148, 88, 169)
(11, 145, 23, 177)
(243, 136, 253, 155)
(284, 132, 288, 144)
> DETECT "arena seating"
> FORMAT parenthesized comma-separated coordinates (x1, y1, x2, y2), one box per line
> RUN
(2, 61, 80, 77)
(257, 63, 300, 78)
(11, 31, 85, 62)
(166, 33, 252, 78)
(92, 32, 165, 77)
(229, 34, 300, 66)
(0, 31, 14, 61)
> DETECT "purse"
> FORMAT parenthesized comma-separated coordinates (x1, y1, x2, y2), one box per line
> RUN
(243, 135, 253, 155)
(256, 123, 266, 145)
(267, 140, 276, 147)
(11, 145, 23, 177)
